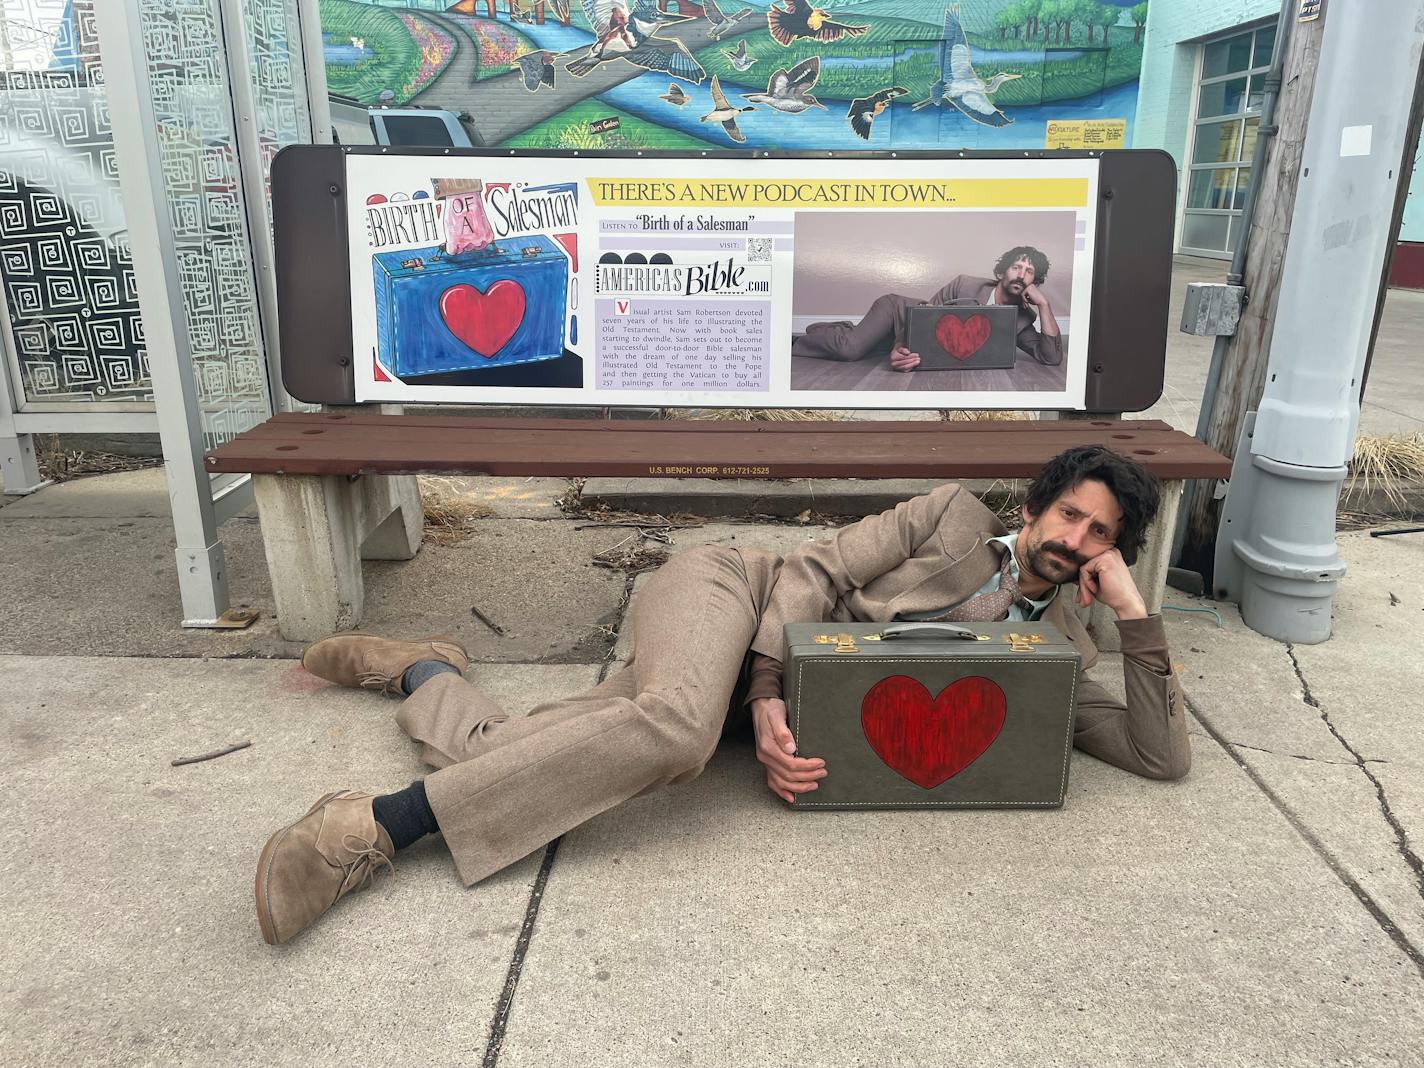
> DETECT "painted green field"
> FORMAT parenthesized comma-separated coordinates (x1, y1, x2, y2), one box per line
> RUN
(319, 0, 420, 103)
(693, 15, 941, 100)
(693, 17, 1140, 104)
(501, 99, 717, 149)
(965, 25, 1144, 104)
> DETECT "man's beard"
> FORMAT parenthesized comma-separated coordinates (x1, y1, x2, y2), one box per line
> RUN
(1022, 536, 1089, 584)
(1002, 279, 1027, 305)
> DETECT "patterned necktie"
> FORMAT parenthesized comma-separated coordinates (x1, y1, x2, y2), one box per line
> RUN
(931, 548, 1035, 623)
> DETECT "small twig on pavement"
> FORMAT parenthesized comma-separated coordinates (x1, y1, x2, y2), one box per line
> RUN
(171, 740, 251, 767)
(471, 604, 507, 636)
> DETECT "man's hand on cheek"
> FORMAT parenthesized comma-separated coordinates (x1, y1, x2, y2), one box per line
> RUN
(751, 697, 827, 803)
(1075, 548, 1148, 620)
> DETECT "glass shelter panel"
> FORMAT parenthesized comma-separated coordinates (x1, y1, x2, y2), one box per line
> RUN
(0, 0, 149, 404)
(138, 0, 270, 447)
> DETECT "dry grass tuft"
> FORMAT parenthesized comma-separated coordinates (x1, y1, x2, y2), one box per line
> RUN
(35, 435, 162, 483)
(419, 475, 494, 545)
(591, 530, 670, 575)
(939, 409, 1034, 422)
(1346, 432, 1424, 512)
(662, 408, 846, 422)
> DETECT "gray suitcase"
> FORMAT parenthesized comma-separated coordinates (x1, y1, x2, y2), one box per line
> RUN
(783, 621, 1081, 809)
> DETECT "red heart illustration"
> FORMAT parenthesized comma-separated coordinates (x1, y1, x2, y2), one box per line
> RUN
(934, 313, 992, 360)
(860, 675, 1006, 789)
(439, 280, 526, 357)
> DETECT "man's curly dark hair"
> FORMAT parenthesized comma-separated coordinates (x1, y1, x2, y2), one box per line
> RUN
(1024, 446, 1160, 566)
(993, 245, 1050, 284)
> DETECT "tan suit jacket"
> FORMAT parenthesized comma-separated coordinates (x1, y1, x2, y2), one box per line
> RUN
(747, 483, 1190, 781)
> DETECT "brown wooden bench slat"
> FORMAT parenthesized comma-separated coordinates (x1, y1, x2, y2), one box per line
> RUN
(254, 412, 1177, 435)
(206, 417, 1231, 480)
(231, 422, 1194, 451)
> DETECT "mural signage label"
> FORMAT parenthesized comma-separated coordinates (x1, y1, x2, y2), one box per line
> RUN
(346, 154, 1100, 409)
(1045, 119, 1126, 150)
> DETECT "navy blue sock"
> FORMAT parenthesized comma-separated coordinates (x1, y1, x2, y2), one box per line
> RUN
(371, 780, 440, 851)
(400, 659, 461, 696)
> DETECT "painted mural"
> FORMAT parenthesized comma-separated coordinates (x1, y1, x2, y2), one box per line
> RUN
(321, 0, 1150, 150)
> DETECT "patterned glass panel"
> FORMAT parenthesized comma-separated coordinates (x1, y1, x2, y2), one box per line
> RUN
(138, 0, 269, 447)
(0, 0, 150, 403)
(244, 0, 312, 209)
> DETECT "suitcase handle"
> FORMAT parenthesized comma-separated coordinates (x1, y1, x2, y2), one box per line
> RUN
(877, 623, 989, 642)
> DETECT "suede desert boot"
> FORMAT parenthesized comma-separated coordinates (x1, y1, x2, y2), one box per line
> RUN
(255, 791, 394, 945)
(301, 634, 469, 695)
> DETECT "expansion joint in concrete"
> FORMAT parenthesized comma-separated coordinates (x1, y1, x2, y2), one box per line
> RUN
(1286, 644, 1424, 905)
(483, 838, 562, 1068)
(480, 657, 623, 1064)
(1185, 694, 1424, 980)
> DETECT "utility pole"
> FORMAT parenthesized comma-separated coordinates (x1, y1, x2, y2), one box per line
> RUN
(1213, 0, 1424, 643)
(1176, 6, 1327, 581)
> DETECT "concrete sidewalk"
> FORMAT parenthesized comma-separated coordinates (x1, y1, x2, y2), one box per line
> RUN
(2, 468, 1423, 1066)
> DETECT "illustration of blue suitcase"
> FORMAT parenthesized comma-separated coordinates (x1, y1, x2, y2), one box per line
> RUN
(372, 235, 568, 378)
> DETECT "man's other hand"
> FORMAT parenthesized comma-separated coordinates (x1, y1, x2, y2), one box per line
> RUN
(1021, 283, 1050, 310)
(890, 345, 920, 372)
(1075, 548, 1148, 620)
(750, 697, 827, 803)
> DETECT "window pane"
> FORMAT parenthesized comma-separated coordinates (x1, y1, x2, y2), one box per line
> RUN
(1233, 167, 1252, 210)
(1254, 25, 1277, 67)
(1183, 212, 1232, 253)
(1199, 77, 1247, 118)
(1193, 119, 1242, 164)
(1241, 117, 1261, 161)
(1247, 74, 1265, 112)
(1188, 168, 1238, 210)
(1203, 33, 1253, 78)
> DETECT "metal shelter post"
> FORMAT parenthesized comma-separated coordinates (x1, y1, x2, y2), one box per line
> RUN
(93, 0, 231, 625)
(1213, 1, 1424, 643)
(0, 283, 48, 495)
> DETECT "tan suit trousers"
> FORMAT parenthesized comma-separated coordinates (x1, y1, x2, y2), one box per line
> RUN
(397, 545, 779, 886)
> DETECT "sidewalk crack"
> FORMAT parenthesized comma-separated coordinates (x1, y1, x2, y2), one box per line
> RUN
(1187, 695, 1424, 979)
(1287, 644, 1424, 904)
(1214, 736, 1391, 767)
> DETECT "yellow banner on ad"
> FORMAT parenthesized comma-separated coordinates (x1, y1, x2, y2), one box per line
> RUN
(1045, 119, 1127, 150)
(588, 178, 1090, 210)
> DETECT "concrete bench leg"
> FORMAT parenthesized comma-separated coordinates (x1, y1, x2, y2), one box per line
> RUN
(1087, 479, 1184, 653)
(253, 473, 425, 641)
(358, 473, 423, 560)
(254, 474, 365, 642)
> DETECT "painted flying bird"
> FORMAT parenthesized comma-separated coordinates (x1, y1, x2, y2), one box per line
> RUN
(566, 0, 706, 82)
(846, 85, 908, 140)
(766, 0, 867, 46)
(700, 74, 755, 143)
(703, 0, 754, 40)
(722, 40, 755, 71)
(910, 6, 1021, 127)
(659, 83, 690, 105)
(743, 55, 825, 113)
(517, 50, 558, 92)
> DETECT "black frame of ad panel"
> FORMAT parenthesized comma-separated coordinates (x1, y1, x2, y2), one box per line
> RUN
(272, 146, 1175, 412)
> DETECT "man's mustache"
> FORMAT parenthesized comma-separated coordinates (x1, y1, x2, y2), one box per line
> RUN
(1038, 541, 1089, 567)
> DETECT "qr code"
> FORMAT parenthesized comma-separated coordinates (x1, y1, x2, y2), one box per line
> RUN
(745, 238, 773, 263)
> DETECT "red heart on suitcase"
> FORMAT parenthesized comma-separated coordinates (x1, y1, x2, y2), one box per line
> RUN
(860, 675, 1006, 789)
(933, 313, 992, 360)
(439, 280, 526, 357)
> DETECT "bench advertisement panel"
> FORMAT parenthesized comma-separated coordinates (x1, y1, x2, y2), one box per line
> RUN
(345, 155, 1099, 410)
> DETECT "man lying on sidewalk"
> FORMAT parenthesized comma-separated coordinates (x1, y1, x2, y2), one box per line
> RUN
(255, 446, 1190, 945)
